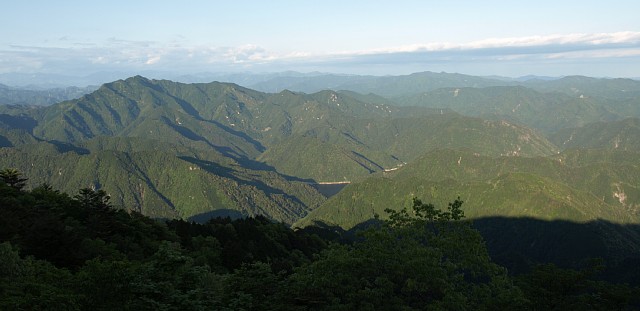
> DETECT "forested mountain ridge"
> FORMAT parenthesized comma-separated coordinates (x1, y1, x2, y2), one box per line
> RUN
(550, 118, 640, 151)
(0, 74, 638, 227)
(248, 71, 514, 96)
(523, 75, 640, 100)
(1, 75, 556, 178)
(395, 85, 638, 134)
(296, 148, 640, 229)
(0, 140, 324, 223)
(244, 71, 640, 136)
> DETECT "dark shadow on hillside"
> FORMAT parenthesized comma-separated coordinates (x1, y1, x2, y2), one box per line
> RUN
(341, 131, 366, 146)
(310, 183, 350, 197)
(0, 135, 12, 147)
(233, 154, 277, 172)
(178, 154, 314, 184)
(207, 119, 266, 153)
(164, 94, 266, 155)
(188, 209, 245, 224)
(306, 216, 640, 286)
(164, 118, 245, 160)
(170, 96, 203, 120)
(76, 103, 108, 130)
(178, 156, 311, 206)
(470, 217, 640, 281)
(0, 114, 37, 131)
(179, 156, 238, 179)
(48, 140, 90, 154)
(349, 151, 382, 173)
(232, 156, 315, 183)
(162, 118, 277, 177)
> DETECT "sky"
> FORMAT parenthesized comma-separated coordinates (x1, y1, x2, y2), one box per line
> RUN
(2, 0, 640, 81)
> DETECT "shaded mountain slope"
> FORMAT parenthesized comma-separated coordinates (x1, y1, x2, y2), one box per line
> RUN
(0, 141, 323, 224)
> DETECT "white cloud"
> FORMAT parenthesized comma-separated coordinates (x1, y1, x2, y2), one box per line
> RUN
(347, 31, 640, 55)
(1, 31, 639, 76)
(544, 48, 640, 59)
(145, 55, 161, 65)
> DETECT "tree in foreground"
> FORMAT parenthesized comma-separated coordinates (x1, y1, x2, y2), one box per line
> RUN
(286, 197, 527, 310)
(74, 188, 112, 209)
(0, 168, 28, 191)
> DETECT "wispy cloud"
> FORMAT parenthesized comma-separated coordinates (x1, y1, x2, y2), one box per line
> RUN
(335, 31, 640, 58)
(1, 31, 639, 76)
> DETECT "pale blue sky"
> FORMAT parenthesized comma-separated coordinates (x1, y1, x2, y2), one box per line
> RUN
(2, 0, 640, 79)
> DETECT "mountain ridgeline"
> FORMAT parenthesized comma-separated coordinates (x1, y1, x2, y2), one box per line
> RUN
(0, 73, 639, 228)
(2, 72, 640, 310)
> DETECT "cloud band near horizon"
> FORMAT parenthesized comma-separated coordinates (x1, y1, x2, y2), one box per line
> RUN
(1, 31, 639, 77)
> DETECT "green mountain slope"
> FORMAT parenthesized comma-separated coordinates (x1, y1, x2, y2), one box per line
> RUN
(295, 149, 640, 229)
(29, 76, 268, 158)
(1, 76, 611, 224)
(0, 141, 323, 224)
(259, 113, 558, 180)
(7, 76, 558, 181)
(251, 73, 640, 135)
(551, 118, 640, 151)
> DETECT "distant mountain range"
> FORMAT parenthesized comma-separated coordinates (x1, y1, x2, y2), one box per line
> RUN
(0, 73, 639, 228)
(0, 83, 98, 106)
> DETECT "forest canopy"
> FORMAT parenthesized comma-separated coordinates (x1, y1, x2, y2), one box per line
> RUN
(1, 170, 638, 310)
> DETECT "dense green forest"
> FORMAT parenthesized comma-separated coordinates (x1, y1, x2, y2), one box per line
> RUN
(1, 169, 639, 310)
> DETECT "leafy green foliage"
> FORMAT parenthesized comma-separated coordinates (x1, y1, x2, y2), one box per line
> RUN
(516, 263, 640, 310)
(0, 168, 27, 190)
(1, 171, 639, 310)
(74, 188, 112, 209)
(0, 171, 329, 309)
(0, 242, 79, 310)
(287, 198, 527, 310)
(386, 197, 465, 224)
